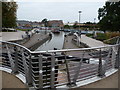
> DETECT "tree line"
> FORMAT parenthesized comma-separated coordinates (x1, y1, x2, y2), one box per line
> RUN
(2, 0, 120, 32)
(2, 1, 18, 28)
(98, 1, 120, 32)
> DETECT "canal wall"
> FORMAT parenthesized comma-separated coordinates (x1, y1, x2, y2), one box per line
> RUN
(22, 33, 51, 51)
(3, 32, 52, 51)
(9, 36, 30, 45)
(29, 34, 51, 51)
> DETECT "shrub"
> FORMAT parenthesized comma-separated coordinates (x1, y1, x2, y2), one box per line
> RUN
(86, 33, 94, 37)
(96, 33, 107, 41)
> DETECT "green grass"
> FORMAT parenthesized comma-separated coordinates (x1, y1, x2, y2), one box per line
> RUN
(86, 33, 94, 38)
(96, 33, 108, 41)
(86, 32, 120, 44)
(17, 29, 32, 31)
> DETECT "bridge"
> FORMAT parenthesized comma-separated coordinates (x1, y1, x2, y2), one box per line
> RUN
(0, 36, 120, 89)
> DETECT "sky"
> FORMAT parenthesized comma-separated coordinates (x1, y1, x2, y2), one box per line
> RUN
(17, 0, 107, 23)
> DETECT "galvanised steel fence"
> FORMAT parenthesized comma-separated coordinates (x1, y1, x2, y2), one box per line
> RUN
(0, 38, 120, 89)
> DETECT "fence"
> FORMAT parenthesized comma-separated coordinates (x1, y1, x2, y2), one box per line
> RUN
(0, 40, 120, 89)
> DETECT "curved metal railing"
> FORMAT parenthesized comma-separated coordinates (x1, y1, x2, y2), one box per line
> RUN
(0, 40, 120, 89)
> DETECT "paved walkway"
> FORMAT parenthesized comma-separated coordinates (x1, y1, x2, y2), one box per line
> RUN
(63, 34, 109, 58)
(80, 35, 108, 48)
(1, 31, 26, 41)
(63, 35, 90, 58)
(1, 30, 50, 51)
(63, 35, 79, 49)
(1, 30, 35, 42)
(0, 71, 27, 88)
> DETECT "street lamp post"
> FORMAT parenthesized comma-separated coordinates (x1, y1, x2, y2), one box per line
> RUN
(93, 18, 96, 38)
(79, 11, 82, 38)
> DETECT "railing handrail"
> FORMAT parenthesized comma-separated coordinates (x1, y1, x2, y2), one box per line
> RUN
(103, 36, 120, 42)
(1, 40, 120, 54)
(1, 39, 120, 89)
(0, 40, 32, 53)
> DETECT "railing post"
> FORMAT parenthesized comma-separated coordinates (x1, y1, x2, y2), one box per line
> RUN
(72, 51, 85, 85)
(5, 44, 15, 73)
(105, 47, 112, 71)
(98, 49, 105, 77)
(50, 54, 55, 88)
(115, 45, 120, 69)
(13, 46, 19, 74)
(64, 52, 72, 87)
(38, 55, 43, 88)
(28, 53, 33, 86)
(21, 48, 29, 84)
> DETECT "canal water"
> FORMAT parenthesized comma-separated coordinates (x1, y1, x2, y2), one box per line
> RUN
(35, 30, 103, 51)
(36, 30, 65, 51)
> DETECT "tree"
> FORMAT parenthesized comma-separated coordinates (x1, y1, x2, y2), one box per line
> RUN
(98, 1, 120, 32)
(2, 1, 18, 28)
(64, 25, 70, 29)
(41, 18, 48, 27)
(73, 21, 79, 29)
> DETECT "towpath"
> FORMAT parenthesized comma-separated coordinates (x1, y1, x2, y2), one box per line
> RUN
(63, 34, 108, 57)
(80, 35, 108, 48)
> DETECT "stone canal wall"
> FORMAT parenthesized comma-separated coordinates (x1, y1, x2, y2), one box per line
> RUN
(22, 33, 51, 51)
(7, 33, 51, 51)
(29, 34, 51, 51)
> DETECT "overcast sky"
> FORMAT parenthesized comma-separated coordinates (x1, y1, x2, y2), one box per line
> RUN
(17, 0, 107, 23)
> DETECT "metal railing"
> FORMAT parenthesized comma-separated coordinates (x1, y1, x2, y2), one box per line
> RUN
(0, 39, 120, 89)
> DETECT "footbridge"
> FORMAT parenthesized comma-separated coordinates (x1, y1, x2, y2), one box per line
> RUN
(0, 37, 120, 89)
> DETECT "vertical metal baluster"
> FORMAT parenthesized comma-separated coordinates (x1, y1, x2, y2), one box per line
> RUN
(105, 47, 112, 70)
(13, 46, 19, 74)
(111, 47, 116, 68)
(5, 44, 15, 72)
(72, 51, 85, 85)
(115, 45, 120, 69)
(21, 48, 29, 84)
(28, 53, 33, 86)
(50, 54, 55, 88)
(116, 37, 120, 44)
(39, 54, 43, 88)
(98, 48, 105, 77)
(64, 52, 72, 87)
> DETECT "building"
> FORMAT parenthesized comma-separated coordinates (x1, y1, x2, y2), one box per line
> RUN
(17, 20, 32, 27)
(48, 20, 64, 29)
(17, 20, 45, 30)
(31, 22, 44, 28)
